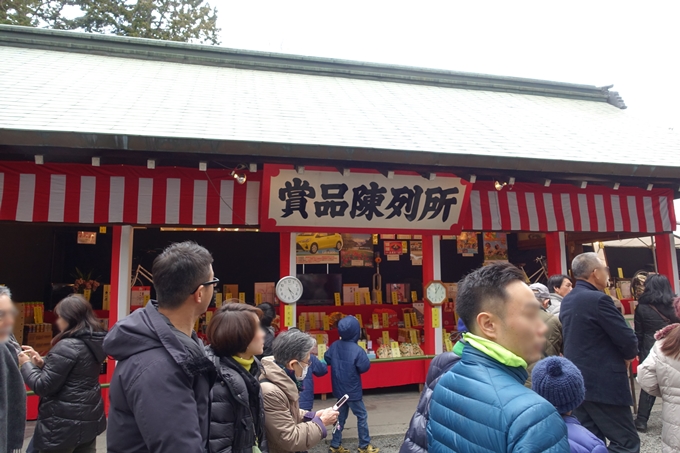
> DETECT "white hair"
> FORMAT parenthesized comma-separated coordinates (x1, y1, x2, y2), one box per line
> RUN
(571, 253, 602, 280)
(0, 286, 11, 299)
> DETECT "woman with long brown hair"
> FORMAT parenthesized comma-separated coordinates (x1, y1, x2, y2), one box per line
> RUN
(638, 296, 680, 452)
(18, 295, 107, 453)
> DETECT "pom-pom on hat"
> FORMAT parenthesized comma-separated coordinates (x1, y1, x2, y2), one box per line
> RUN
(531, 356, 585, 415)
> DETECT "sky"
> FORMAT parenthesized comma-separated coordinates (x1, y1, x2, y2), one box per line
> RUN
(217, 0, 680, 234)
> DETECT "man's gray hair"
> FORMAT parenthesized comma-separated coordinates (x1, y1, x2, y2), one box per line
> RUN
(572, 252, 602, 280)
(0, 285, 11, 299)
(272, 329, 316, 366)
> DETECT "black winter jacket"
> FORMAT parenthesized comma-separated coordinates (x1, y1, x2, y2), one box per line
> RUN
(207, 348, 268, 453)
(560, 280, 638, 406)
(635, 301, 679, 361)
(21, 330, 107, 451)
(399, 351, 460, 453)
(104, 302, 216, 453)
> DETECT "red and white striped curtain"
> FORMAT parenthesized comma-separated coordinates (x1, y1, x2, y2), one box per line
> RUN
(0, 162, 261, 226)
(463, 182, 676, 233)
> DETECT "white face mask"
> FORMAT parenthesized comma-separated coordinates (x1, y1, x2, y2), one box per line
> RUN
(296, 362, 309, 381)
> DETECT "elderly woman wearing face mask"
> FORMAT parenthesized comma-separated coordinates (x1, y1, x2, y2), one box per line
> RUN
(260, 329, 339, 453)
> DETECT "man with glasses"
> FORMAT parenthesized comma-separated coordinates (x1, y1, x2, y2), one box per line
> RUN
(0, 285, 26, 452)
(560, 252, 639, 453)
(104, 242, 217, 453)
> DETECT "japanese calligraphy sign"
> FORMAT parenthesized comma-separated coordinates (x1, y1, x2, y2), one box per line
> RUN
(261, 165, 471, 234)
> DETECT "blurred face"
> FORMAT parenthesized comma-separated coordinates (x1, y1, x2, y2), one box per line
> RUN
(555, 278, 573, 298)
(0, 295, 15, 342)
(245, 315, 266, 358)
(590, 260, 610, 290)
(56, 316, 68, 333)
(476, 281, 547, 365)
(288, 352, 311, 379)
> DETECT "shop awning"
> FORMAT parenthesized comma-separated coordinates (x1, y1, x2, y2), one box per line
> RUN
(464, 182, 676, 234)
(0, 162, 260, 226)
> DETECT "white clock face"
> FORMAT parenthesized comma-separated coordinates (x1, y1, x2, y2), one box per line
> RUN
(426, 282, 447, 305)
(276, 276, 303, 304)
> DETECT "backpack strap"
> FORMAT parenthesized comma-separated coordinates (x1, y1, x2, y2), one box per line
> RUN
(650, 305, 671, 324)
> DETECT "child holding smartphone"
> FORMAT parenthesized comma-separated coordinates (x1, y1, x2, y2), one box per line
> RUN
(324, 316, 379, 453)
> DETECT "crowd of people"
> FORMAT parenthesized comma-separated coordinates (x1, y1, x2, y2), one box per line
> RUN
(1, 242, 680, 453)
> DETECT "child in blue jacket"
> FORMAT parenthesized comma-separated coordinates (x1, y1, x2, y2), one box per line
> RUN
(324, 316, 378, 453)
(299, 353, 328, 411)
(532, 356, 607, 453)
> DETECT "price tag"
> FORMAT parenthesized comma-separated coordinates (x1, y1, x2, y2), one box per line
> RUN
(356, 314, 363, 328)
(372, 314, 380, 329)
(382, 313, 390, 328)
(445, 338, 454, 352)
(409, 330, 418, 344)
(392, 291, 399, 305)
(255, 293, 262, 305)
(316, 334, 326, 346)
(225, 293, 233, 301)
(298, 315, 306, 331)
(358, 340, 367, 351)
(411, 291, 418, 303)
(364, 292, 371, 305)
(284, 305, 294, 327)
(404, 313, 412, 328)
(376, 290, 383, 304)
(411, 312, 418, 327)
(382, 331, 390, 346)
(390, 341, 402, 358)
(432, 307, 441, 328)
(323, 316, 330, 331)
(317, 343, 327, 359)
(618, 268, 624, 278)
(355, 292, 361, 306)
(334, 292, 342, 306)
(238, 292, 246, 303)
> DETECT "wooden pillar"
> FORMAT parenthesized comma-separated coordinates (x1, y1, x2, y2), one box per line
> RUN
(278, 232, 296, 329)
(545, 232, 568, 277)
(655, 233, 679, 293)
(422, 235, 442, 355)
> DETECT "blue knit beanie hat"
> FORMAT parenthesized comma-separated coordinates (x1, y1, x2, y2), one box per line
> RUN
(531, 356, 585, 414)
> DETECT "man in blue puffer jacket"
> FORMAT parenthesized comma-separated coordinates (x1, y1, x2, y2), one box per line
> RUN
(325, 316, 377, 453)
(428, 262, 570, 453)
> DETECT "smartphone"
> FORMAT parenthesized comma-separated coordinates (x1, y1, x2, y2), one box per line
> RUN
(332, 394, 349, 411)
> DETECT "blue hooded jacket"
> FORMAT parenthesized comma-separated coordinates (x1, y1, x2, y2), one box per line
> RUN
(324, 316, 370, 401)
(299, 354, 329, 411)
(428, 345, 569, 453)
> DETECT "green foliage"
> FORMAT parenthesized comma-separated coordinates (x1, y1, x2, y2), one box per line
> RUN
(0, 0, 220, 44)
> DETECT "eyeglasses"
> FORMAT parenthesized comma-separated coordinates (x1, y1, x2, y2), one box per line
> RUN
(0, 307, 18, 319)
(190, 277, 220, 295)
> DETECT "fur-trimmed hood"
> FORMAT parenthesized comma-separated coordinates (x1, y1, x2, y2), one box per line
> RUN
(655, 324, 680, 341)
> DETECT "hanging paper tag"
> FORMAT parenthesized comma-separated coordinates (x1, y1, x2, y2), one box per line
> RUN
(284, 305, 294, 327)
(355, 292, 361, 306)
(215, 292, 223, 307)
(255, 293, 262, 305)
(604, 287, 611, 296)
(323, 316, 330, 331)
(382, 313, 390, 328)
(317, 343, 327, 359)
(404, 313, 412, 328)
(334, 293, 342, 306)
(364, 292, 371, 305)
(372, 314, 380, 329)
(238, 292, 246, 303)
(616, 288, 624, 300)
(225, 293, 233, 301)
(298, 315, 306, 331)
(618, 268, 624, 278)
(392, 291, 399, 305)
(409, 330, 418, 344)
(432, 307, 441, 328)
(411, 291, 418, 303)
(356, 314, 363, 328)
(205, 311, 213, 323)
(382, 331, 390, 346)
(445, 338, 454, 352)
(358, 340, 367, 351)
(411, 312, 418, 327)
(376, 290, 383, 304)
(390, 341, 402, 358)
(316, 334, 326, 346)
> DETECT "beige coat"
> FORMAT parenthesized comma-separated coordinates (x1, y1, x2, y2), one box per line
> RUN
(638, 334, 680, 453)
(260, 357, 325, 453)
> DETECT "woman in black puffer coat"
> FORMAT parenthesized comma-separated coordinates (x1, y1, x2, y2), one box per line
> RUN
(633, 274, 679, 432)
(19, 295, 107, 453)
(206, 303, 268, 453)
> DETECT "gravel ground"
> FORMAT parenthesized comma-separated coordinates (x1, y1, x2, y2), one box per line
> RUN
(310, 411, 664, 453)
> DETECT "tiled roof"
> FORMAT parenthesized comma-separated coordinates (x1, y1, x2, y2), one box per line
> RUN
(0, 26, 678, 174)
